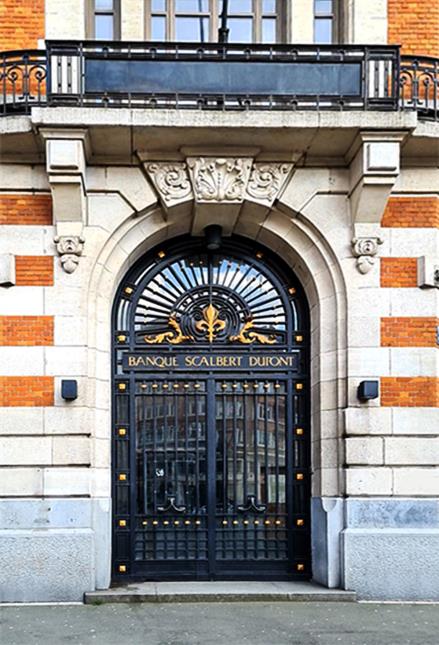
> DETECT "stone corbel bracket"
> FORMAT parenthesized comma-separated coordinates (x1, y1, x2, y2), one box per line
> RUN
(40, 128, 89, 273)
(143, 156, 293, 235)
(352, 236, 384, 274)
(54, 235, 85, 274)
(348, 131, 407, 224)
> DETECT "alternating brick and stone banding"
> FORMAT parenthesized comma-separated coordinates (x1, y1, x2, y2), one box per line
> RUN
(381, 317, 439, 347)
(0, 0, 45, 50)
(380, 257, 418, 288)
(382, 197, 439, 228)
(0, 194, 52, 225)
(15, 256, 54, 286)
(0, 376, 54, 407)
(0, 316, 54, 346)
(381, 377, 439, 407)
(388, 0, 439, 56)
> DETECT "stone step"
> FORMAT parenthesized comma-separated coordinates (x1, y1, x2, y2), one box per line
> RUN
(85, 581, 357, 604)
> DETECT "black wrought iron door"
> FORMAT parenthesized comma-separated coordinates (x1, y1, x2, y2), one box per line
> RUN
(112, 237, 310, 581)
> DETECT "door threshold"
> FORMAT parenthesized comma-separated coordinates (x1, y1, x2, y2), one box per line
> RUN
(84, 581, 356, 604)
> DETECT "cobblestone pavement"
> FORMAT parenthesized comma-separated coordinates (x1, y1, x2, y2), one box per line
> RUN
(1, 601, 438, 645)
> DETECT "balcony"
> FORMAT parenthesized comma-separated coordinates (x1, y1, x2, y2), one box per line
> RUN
(0, 41, 438, 121)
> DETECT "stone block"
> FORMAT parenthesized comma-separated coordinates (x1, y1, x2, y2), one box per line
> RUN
(0, 529, 94, 602)
(393, 468, 439, 496)
(0, 437, 51, 466)
(385, 438, 439, 466)
(393, 408, 439, 435)
(348, 347, 390, 377)
(45, 347, 88, 377)
(389, 348, 438, 377)
(0, 347, 45, 375)
(0, 467, 43, 496)
(343, 528, 439, 600)
(344, 407, 392, 435)
(43, 467, 90, 496)
(311, 497, 344, 588)
(0, 408, 44, 435)
(44, 407, 90, 435)
(345, 467, 392, 495)
(346, 498, 439, 529)
(0, 286, 44, 314)
(52, 436, 91, 465)
(346, 437, 384, 465)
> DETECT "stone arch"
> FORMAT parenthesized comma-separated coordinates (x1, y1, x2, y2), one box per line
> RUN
(85, 198, 348, 588)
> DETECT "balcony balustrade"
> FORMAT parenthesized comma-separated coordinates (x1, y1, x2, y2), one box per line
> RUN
(0, 41, 437, 120)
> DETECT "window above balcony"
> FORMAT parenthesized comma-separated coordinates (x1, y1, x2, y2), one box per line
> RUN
(146, 0, 285, 43)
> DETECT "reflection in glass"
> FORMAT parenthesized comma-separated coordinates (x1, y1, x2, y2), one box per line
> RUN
(315, 0, 333, 14)
(228, 17, 253, 42)
(176, 16, 210, 41)
(152, 0, 167, 10)
(95, 14, 114, 39)
(262, 0, 276, 13)
(262, 18, 276, 43)
(95, 0, 113, 9)
(314, 18, 332, 43)
(151, 16, 166, 39)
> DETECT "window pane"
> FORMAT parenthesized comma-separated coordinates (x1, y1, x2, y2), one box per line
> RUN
(314, 18, 332, 43)
(262, 18, 276, 43)
(315, 0, 333, 15)
(262, 0, 276, 13)
(228, 17, 253, 42)
(175, 16, 210, 41)
(151, 0, 167, 11)
(151, 16, 166, 39)
(227, 0, 253, 12)
(95, 0, 113, 9)
(95, 14, 114, 39)
(176, 0, 209, 12)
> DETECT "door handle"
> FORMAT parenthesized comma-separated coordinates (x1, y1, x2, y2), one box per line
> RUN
(237, 495, 266, 513)
(157, 496, 187, 513)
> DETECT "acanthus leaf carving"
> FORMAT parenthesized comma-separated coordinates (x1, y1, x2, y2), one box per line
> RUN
(146, 162, 192, 204)
(246, 163, 292, 204)
(54, 235, 85, 274)
(187, 157, 253, 203)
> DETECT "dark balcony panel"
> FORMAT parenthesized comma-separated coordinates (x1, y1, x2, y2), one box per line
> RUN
(84, 59, 362, 97)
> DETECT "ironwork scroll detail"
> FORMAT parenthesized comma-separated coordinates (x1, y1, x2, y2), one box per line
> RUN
(230, 318, 277, 345)
(195, 304, 226, 343)
(144, 316, 193, 345)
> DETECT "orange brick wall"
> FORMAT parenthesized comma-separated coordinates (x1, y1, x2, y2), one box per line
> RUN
(0, 316, 54, 346)
(381, 377, 439, 407)
(0, 376, 54, 407)
(381, 317, 439, 347)
(388, 0, 439, 57)
(15, 256, 54, 286)
(0, 0, 45, 51)
(382, 197, 439, 228)
(0, 194, 52, 225)
(380, 258, 418, 288)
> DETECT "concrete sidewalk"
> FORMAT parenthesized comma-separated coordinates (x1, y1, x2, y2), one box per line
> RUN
(1, 601, 438, 645)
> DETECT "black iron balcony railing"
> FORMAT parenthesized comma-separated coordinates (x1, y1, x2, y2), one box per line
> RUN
(0, 41, 437, 121)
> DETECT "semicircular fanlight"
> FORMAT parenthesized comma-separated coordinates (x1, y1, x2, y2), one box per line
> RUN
(130, 251, 291, 346)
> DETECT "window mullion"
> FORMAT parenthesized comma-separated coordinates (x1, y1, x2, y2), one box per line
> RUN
(170, 0, 175, 41)
(254, 0, 260, 44)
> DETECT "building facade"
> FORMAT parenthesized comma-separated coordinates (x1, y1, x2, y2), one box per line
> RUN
(0, 0, 438, 602)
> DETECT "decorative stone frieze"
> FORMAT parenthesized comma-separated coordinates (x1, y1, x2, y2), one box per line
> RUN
(145, 163, 192, 206)
(186, 157, 253, 203)
(246, 163, 292, 206)
(351, 236, 383, 274)
(54, 235, 85, 274)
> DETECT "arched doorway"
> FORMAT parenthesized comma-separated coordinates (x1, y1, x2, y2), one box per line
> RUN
(112, 235, 310, 581)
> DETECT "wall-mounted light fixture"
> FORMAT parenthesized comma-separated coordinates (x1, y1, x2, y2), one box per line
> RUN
(61, 379, 78, 401)
(204, 225, 222, 251)
(357, 380, 379, 402)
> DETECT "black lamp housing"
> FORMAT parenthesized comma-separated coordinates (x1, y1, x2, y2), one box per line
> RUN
(357, 380, 379, 402)
(61, 379, 78, 401)
(204, 224, 223, 250)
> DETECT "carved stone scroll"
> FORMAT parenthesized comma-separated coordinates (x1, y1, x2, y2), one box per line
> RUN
(54, 235, 85, 274)
(246, 163, 292, 205)
(352, 237, 383, 274)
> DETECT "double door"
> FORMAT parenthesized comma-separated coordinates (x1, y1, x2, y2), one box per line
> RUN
(113, 372, 310, 580)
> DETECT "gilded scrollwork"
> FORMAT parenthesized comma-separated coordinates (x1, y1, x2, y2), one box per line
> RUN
(195, 304, 226, 343)
(230, 318, 277, 345)
(144, 317, 193, 345)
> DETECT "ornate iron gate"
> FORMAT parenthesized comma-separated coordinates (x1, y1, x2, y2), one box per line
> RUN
(112, 237, 310, 580)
